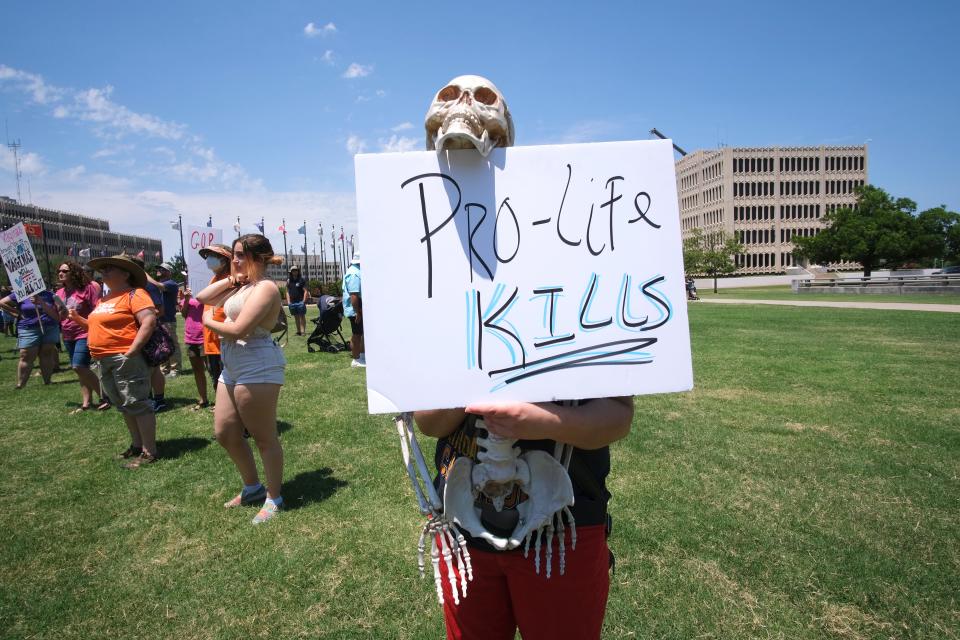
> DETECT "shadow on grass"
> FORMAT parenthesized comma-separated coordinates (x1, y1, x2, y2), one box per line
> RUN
(277, 420, 294, 435)
(283, 467, 348, 510)
(158, 436, 211, 460)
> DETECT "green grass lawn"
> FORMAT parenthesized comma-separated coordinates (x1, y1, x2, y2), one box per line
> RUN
(1, 305, 958, 639)
(699, 284, 960, 305)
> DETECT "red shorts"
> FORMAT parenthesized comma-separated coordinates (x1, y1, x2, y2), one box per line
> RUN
(440, 524, 610, 640)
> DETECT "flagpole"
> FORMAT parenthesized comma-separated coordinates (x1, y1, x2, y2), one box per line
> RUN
(282, 218, 289, 268)
(236, 216, 241, 239)
(331, 230, 338, 281)
(177, 213, 186, 283)
(339, 227, 346, 275)
(302, 219, 309, 282)
(319, 224, 326, 286)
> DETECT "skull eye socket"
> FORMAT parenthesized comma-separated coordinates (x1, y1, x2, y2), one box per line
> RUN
(474, 87, 498, 106)
(437, 85, 460, 102)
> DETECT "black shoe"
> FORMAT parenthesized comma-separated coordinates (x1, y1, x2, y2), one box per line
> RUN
(153, 400, 168, 413)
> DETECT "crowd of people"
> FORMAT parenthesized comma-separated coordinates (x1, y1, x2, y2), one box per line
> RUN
(0, 233, 367, 524)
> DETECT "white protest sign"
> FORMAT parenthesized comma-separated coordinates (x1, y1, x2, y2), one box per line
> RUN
(187, 225, 223, 294)
(0, 222, 47, 299)
(355, 139, 692, 414)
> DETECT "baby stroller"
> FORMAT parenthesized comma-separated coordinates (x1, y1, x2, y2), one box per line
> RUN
(307, 295, 349, 353)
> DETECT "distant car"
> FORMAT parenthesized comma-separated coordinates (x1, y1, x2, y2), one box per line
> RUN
(932, 265, 960, 275)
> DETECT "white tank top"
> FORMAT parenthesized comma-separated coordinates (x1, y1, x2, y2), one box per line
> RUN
(223, 283, 271, 340)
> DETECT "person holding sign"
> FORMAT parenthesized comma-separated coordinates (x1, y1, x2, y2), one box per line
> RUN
(199, 244, 231, 399)
(78, 255, 159, 468)
(0, 288, 66, 388)
(197, 234, 286, 525)
(56, 261, 109, 413)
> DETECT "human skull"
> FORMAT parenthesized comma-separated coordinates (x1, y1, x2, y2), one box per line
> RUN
(425, 75, 514, 156)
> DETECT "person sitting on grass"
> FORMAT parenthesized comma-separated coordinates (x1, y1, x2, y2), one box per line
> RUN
(79, 254, 159, 469)
(197, 234, 286, 525)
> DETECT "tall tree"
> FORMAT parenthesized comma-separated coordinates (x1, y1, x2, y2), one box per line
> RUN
(792, 185, 917, 277)
(913, 205, 960, 266)
(683, 228, 744, 293)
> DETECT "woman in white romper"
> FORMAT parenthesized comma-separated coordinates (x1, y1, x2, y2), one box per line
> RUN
(197, 234, 286, 524)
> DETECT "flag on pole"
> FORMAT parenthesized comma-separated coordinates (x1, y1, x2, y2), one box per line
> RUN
(255, 220, 264, 233)
(297, 224, 306, 235)
(279, 223, 286, 233)
(79, 248, 91, 258)
(67, 245, 74, 257)
(136, 249, 145, 260)
(171, 219, 181, 230)
(233, 222, 241, 233)
(155, 251, 161, 258)
(206, 216, 213, 228)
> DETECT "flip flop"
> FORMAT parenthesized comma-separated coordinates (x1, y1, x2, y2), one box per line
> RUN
(190, 401, 210, 411)
(70, 405, 92, 415)
(96, 400, 112, 411)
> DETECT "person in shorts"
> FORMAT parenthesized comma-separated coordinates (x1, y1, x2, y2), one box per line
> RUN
(80, 254, 160, 469)
(286, 265, 309, 336)
(56, 261, 110, 412)
(0, 288, 66, 388)
(197, 234, 286, 524)
(342, 252, 364, 367)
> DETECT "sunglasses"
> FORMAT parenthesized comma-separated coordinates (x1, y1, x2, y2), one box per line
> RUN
(58, 269, 69, 273)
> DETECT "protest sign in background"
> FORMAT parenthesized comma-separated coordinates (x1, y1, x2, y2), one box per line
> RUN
(1, 222, 47, 299)
(355, 139, 692, 413)
(187, 225, 223, 294)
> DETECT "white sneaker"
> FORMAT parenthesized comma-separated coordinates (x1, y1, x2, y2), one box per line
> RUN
(358, 353, 366, 365)
(351, 359, 366, 368)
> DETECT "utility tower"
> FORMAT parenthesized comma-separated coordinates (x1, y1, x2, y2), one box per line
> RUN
(6, 138, 23, 204)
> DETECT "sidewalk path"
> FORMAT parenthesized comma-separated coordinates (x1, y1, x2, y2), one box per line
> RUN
(698, 298, 960, 313)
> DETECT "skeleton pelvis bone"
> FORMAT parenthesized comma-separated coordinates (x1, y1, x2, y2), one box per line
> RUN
(444, 423, 575, 553)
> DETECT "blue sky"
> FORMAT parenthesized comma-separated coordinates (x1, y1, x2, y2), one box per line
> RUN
(1, 0, 958, 258)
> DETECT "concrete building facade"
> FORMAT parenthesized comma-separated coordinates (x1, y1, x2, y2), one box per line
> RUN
(0, 196, 163, 263)
(676, 145, 868, 274)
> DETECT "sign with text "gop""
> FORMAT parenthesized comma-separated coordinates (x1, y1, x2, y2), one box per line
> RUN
(187, 225, 224, 294)
(355, 139, 693, 413)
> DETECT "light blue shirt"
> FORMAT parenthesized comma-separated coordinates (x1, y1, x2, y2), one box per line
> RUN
(343, 264, 361, 317)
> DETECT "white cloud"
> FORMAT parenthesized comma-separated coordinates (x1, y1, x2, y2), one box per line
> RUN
(0, 146, 47, 176)
(392, 122, 414, 132)
(380, 135, 418, 153)
(376, 89, 386, 98)
(304, 22, 336, 37)
(320, 50, 335, 65)
(0, 64, 258, 190)
(342, 63, 373, 79)
(345, 135, 367, 155)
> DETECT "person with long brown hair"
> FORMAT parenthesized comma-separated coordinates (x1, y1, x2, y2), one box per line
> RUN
(56, 261, 110, 413)
(197, 234, 286, 524)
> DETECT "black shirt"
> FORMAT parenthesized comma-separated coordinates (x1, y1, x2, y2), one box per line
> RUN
(287, 276, 307, 303)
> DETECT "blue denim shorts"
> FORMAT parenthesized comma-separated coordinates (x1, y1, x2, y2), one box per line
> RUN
(288, 301, 307, 316)
(17, 324, 61, 350)
(219, 336, 285, 386)
(64, 338, 92, 368)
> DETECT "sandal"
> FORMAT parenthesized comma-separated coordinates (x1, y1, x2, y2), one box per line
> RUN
(115, 445, 143, 460)
(70, 405, 92, 415)
(190, 401, 210, 411)
(96, 399, 112, 411)
(123, 451, 158, 470)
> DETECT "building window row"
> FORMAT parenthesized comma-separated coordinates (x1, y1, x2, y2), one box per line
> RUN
(733, 181, 776, 198)
(703, 208, 723, 226)
(679, 173, 698, 191)
(680, 193, 699, 210)
(734, 157, 774, 174)
(702, 162, 723, 181)
(703, 185, 723, 204)
(779, 156, 820, 173)
(779, 180, 820, 196)
(738, 228, 777, 245)
(826, 179, 864, 195)
(736, 252, 777, 269)
(825, 202, 859, 214)
(826, 155, 864, 172)
(780, 204, 821, 220)
(781, 227, 819, 242)
(734, 205, 775, 221)
(781, 252, 796, 267)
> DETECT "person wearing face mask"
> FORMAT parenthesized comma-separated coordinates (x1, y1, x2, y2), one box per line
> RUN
(198, 244, 232, 405)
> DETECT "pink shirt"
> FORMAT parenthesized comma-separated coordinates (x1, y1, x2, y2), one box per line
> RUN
(183, 296, 205, 345)
(57, 282, 101, 341)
